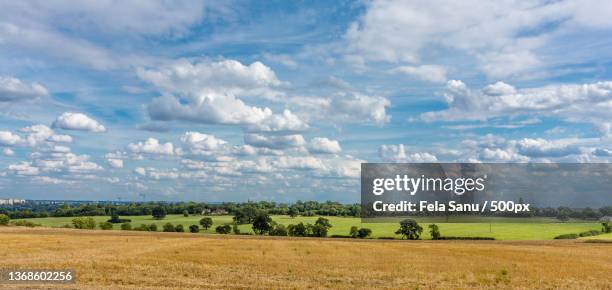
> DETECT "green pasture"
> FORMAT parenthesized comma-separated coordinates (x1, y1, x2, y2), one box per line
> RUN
(13, 215, 605, 240)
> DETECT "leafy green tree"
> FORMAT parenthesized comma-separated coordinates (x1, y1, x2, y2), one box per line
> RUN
(199, 217, 213, 230)
(0, 214, 9, 226)
(269, 224, 288, 236)
(108, 208, 120, 223)
(288, 222, 308, 237)
(175, 224, 185, 232)
(232, 223, 241, 234)
(163, 222, 175, 232)
(289, 207, 299, 218)
(302, 217, 333, 237)
(429, 224, 441, 240)
(309, 224, 329, 237)
(189, 225, 199, 233)
(233, 206, 258, 224)
(183, 210, 189, 217)
(215, 224, 231, 234)
(252, 212, 273, 235)
(120, 222, 132, 230)
(315, 217, 332, 229)
(357, 228, 372, 239)
(99, 221, 113, 230)
(148, 223, 158, 231)
(349, 226, 359, 238)
(603, 222, 612, 233)
(395, 219, 423, 240)
(152, 206, 167, 220)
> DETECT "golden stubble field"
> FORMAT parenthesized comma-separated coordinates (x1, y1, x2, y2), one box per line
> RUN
(0, 227, 610, 289)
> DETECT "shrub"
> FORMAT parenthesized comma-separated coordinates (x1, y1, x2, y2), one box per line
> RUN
(429, 224, 441, 240)
(215, 224, 231, 234)
(183, 210, 189, 217)
(602, 222, 612, 233)
(189, 225, 199, 233)
(232, 223, 240, 234)
(0, 214, 9, 226)
(99, 221, 113, 230)
(554, 233, 579, 239)
(357, 228, 372, 239)
(349, 226, 359, 238)
(11, 220, 40, 227)
(309, 224, 329, 237)
(134, 224, 149, 231)
(148, 223, 158, 232)
(288, 222, 308, 237)
(72, 217, 96, 229)
(269, 224, 288, 236)
(578, 230, 601, 237)
(315, 217, 332, 229)
(120, 222, 132, 230)
(199, 217, 213, 230)
(163, 223, 175, 232)
(175, 224, 185, 232)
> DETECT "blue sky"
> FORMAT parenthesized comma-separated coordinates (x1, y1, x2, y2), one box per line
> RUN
(1, 0, 611, 202)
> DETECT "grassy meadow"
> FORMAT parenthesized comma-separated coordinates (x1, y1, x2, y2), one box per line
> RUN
(14, 214, 606, 240)
(0, 227, 610, 289)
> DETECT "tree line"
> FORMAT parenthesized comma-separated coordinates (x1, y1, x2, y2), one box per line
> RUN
(2, 200, 611, 222)
(0, 200, 361, 219)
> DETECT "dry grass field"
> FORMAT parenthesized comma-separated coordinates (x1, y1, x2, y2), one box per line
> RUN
(0, 227, 610, 289)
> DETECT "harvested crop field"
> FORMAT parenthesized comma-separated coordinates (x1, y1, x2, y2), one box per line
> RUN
(0, 227, 610, 289)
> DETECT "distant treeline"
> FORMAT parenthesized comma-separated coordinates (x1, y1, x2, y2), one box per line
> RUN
(1, 200, 610, 221)
(0, 200, 361, 219)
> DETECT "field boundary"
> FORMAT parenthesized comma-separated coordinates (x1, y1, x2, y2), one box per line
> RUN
(1, 226, 604, 247)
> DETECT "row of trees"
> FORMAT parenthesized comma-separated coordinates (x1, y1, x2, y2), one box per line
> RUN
(394, 220, 445, 240)
(4, 200, 611, 221)
(0, 200, 362, 219)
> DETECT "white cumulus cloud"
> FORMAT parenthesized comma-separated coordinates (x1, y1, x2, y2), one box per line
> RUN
(128, 138, 175, 156)
(421, 80, 612, 136)
(0, 76, 48, 102)
(52, 112, 106, 132)
(309, 137, 342, 154)
(0, 131, 22, 146)
(107, 158, 124, 169)
(379, 144, 438, 162)
(244, 134, 306, 150)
